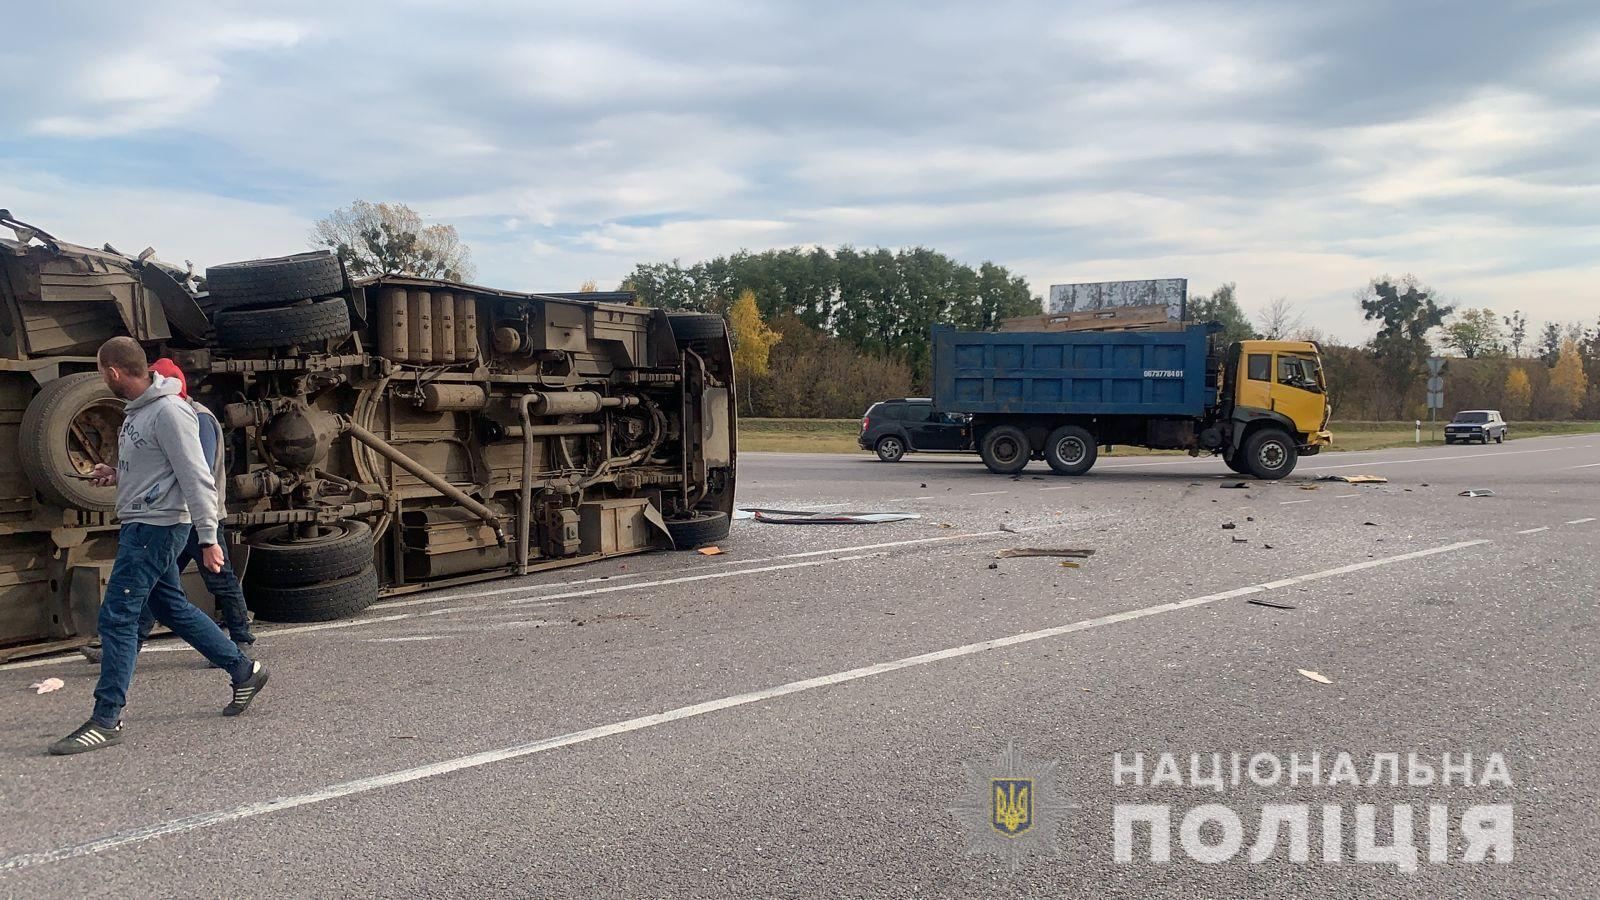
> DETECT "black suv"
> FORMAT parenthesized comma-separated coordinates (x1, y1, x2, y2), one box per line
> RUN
(859, 398, 972, 462)
(1444, 410, 1508, 444)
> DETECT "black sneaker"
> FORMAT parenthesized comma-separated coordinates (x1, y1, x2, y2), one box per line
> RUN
(223, 661, 269, 716)
(49, 720, 123, 755)
(77, 642, 143, 664)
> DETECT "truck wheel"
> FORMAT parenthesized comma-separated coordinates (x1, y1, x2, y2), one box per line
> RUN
(1043, 425, 1097, 475)
(246, 564, 379, 623)
(1224, 454, 1249, 474)
(666, 510, 730, 549)
(205, 251, 345, 311)
(666, 313, 727, 343)
(213, 298, 352, 350)
(19, 372, 124, 512)
(243, 520, 373, 588)
(979, 425, 1030, 474)
(1243, 429, 1298, 480)
(875, 436, 906, 462)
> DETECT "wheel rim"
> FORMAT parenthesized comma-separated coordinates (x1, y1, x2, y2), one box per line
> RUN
(66, 399, 124, 475)
(1056, 437, 1086, 465)
(880, 438, 902, 458)
(252, 521, 360, 550)
(991, 436, 1022, 464)
(1258, 440, 1287, 471)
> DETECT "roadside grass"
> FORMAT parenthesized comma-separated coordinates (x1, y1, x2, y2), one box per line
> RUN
(738, 417, 1600, 456)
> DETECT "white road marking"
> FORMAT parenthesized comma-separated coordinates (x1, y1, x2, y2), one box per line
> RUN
(1566, 518, 1596, 525)
(1334, 494, 1360, 499)
(1039, 485, 1074, 491)
(0, 538, 1489, 873)
(365, 636, 450, 644)
(501, 554, 882, 607)
(1303, 445, 1575, 471)
(1280, 499, 1314, 505)
(1516, 527, 1549, 534)
(2, 529, 1054, 670)
(969, 490, 1008, 496)
(885, 495, 936, 502)
(1569, 462, 1600, 469)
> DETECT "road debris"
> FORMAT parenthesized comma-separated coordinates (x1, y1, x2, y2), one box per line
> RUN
(1318, 474, 1388, 484)
(988, 563, 1000, 570)
(1300, 485, 1319, 491)
(742, 508, 922, 524)
(920, 483, 928, 488)
(1263, 543, 1275, 550)
(999, 523, 1021, 534)
(1221, 482, 1250, 489)
(1248, 598, 1296, 610)
(938, 523, 954, 529)
(1297, 669, 1333, 684)
(1231, 536, 1248, 543)
(1221, 522, 1237, 530)
(696, 546, 725, 556)
(732, 509, 756, 520)
(30, 677, 65, 694)
(1459, 489, 1496, 498)
(1059, 561, 1080, 569)
(1363, 521, 1379, 526)
(995, 548, 1096, 559)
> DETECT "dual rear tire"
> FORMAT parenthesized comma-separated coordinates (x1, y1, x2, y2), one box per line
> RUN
(978, 424, 1098, 475)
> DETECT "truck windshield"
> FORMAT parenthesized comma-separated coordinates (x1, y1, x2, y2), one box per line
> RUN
(1276, 355, 1323, 393)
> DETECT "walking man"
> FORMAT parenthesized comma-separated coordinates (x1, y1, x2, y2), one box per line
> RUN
(50, 338, 269, 755)
(77, 358, 256, 663)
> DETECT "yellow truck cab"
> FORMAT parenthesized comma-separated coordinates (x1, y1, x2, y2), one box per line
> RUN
(1224, 339, 1333, 476)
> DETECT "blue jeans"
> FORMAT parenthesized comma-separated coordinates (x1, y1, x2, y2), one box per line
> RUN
(137, 525, 254, 645)
(93, 523, 252, 727)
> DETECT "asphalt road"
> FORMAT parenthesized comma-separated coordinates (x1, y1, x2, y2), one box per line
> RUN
(2, 435, 1598, 898)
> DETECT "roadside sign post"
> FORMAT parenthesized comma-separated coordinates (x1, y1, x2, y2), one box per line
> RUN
(1426, 357, 1445, 442)
(1415, 419, 1421, 444)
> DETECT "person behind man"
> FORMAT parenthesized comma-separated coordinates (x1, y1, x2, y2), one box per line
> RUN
(50, 338, 269, 755)
(77, 358, 256, 664)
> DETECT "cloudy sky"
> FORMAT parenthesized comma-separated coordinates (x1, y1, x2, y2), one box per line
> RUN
(2, 0, 1597, 341)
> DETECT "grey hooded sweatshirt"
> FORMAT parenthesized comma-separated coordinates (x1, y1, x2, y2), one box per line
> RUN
(115, 372, 220, 544)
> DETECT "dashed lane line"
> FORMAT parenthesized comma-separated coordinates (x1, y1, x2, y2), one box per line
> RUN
(0, 538, 1490, 873)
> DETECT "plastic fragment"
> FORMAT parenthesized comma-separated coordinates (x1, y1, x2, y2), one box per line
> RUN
(1297, 669, 1333, 684)
(31, 677, 64, 694)
(697, 546, 724, 556)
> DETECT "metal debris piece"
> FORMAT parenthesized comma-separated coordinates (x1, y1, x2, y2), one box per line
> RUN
(1231, 536, 1248, 543)
(1059, 561, 1080, 569)
(1459, 489, 1495, 498)
(1248, 598, 1295, 610)
(1297, 669, 1333, 684)
(1221, 482, 1250, 489)
(1300, 485, 1319, 491)
(1318, 474, 1388, 484)
(30, 677, 65, 694)
(1363, 521, 1379, 526)
(1221, 522, 1237, 530)
(995, 548, 1096, 559)
(743, 508, 922, 524)
(1263, 543, 1275, 550)
(987, 563, 999, 570)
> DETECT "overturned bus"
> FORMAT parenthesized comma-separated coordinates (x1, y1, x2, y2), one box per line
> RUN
(0, 212, 735, 661)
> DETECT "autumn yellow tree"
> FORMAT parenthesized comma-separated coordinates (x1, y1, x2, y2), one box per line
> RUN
(728, 289, 781, 415)
(1503, 367, 1532, 419)
(578, 279, 598, 292)
(1549, 338, 1588, 418)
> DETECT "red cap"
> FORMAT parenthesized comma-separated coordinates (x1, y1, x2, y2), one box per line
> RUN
(150, 358, 189, 399)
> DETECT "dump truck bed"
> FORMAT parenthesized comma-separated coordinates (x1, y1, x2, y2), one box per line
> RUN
(931, 324, 1215, 417)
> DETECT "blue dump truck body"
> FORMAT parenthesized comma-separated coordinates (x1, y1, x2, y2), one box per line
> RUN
(931, 324, 1217, 418)
(927, 322, 1331, 479)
